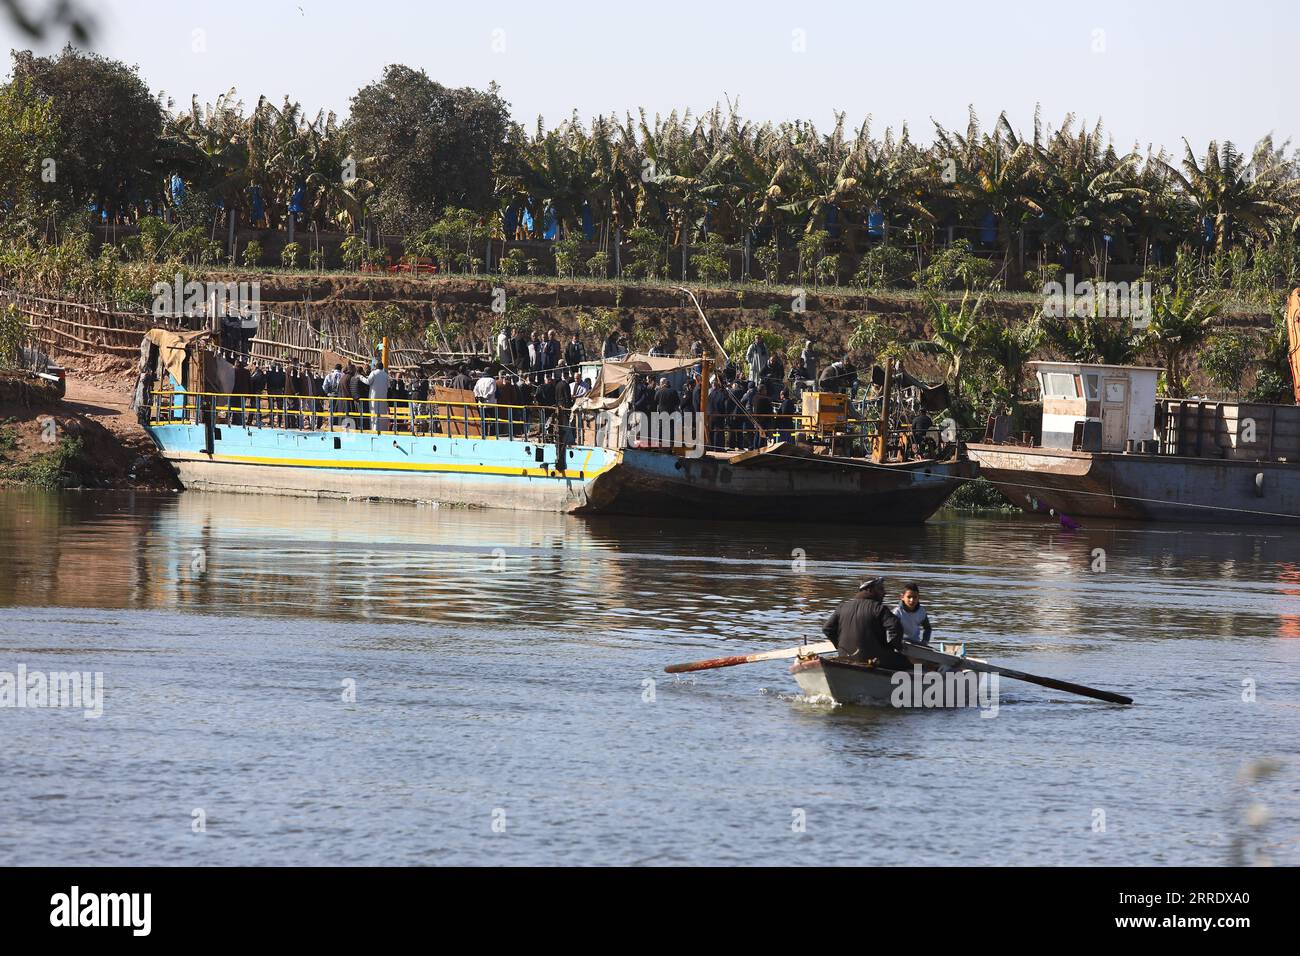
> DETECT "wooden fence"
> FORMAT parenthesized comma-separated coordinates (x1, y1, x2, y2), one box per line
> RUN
(3, 287, 487, 371)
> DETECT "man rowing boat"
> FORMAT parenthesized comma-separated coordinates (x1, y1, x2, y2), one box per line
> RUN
(821, 576, 908, 669)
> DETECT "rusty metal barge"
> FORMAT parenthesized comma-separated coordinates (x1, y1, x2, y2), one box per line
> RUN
(968, 361, 1300, 525)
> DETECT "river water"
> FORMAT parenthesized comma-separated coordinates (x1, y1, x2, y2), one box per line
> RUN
(0, 488, 1296, 866)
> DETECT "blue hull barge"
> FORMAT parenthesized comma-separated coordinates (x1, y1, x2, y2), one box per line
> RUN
(132, 332, 973, 524)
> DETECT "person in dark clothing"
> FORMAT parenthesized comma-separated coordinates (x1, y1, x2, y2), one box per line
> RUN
(537, 374, 557, 407)
(337, 365, 353, 425)
(633, 375, 654, 415)
(286, 363, 304, 429)
(232, 359, 252, 425)
(249, 363, 266, 426)
(911, 410, 935, 458)
(653, 377, 679, 413)
(347, 364, 367, 427)
(684, 375, 700, 417)
(776, 388, 796, 441)
(265, 362, 286, 426)
(412, 371, 430, 434)
(821, 577, 907, 669)
(653, 376, 679, 446)
(564, 334, 585, 371)
(707, 376, 728, 450)
(509, 328, 531, 371)
(450, 365, 475, 392)
(818, 359, 856, 393)
(602, 331, 624, 360)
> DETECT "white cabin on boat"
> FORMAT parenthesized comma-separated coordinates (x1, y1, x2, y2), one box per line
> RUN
(1033, 362, 1159, 452)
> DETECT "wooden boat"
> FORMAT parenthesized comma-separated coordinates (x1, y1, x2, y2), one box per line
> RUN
(666, 638, 1132, 706)
(789, 641, 983, 707)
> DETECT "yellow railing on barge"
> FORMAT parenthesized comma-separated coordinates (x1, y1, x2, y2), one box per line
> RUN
(145, 388, 937, 457)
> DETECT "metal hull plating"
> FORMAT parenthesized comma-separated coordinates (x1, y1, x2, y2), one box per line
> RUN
(147, 423, 973, 523)
(580, 449, 977, 523)
(967, 443, 1300, 525)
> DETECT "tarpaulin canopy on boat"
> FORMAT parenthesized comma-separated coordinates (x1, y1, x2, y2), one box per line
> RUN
(573, 353, 699, 412)
(143, 328, 216, 387)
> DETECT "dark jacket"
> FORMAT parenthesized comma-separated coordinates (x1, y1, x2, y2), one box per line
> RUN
(564, 341, 584, 368)
(821, 593, 905, 666)
(510, 334, 531, 369)
(654, 385, 679, 413)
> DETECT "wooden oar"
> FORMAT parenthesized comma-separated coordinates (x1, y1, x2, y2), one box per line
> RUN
(902, 642, 1133, 705)
(665, 640, 835, 674)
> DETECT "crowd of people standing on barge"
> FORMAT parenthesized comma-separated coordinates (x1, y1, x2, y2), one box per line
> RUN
(213, 324, 876, 451)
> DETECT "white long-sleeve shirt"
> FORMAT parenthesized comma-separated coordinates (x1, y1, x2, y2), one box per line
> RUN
(360, 368, 389, 400)
(473, 376, 497, 402)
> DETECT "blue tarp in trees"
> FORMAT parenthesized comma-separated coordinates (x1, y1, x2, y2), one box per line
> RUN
(980, 211, 997, 245)
(290, 184, 305, 215)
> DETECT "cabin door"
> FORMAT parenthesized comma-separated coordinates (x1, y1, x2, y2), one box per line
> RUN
(1101, 378, 1128, 451)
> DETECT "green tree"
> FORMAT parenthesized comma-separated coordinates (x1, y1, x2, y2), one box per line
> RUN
(691, 235, 730, 282)
(9, 46, 162, 219)
(1141, 282, 1222, 397)
(0, 76, 59, 237)
(913, 290, 987, 403)
(1162, 138, 1300, 254)
(347, 65, 510, 232)
(1201, 328, 1254, 397)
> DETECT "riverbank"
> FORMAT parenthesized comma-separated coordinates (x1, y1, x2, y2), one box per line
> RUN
(0, 365, 175, 491)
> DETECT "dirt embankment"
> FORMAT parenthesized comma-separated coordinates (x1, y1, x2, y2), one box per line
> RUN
(205, 271, 1277, 386)
(0, 359, 176, 491)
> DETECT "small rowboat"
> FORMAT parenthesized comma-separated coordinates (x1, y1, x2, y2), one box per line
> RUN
(664, 637, 1132, 706)
(790, 641, 981, 708)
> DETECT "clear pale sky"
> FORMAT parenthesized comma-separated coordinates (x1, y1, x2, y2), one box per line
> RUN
(4, 0, 1295, 157)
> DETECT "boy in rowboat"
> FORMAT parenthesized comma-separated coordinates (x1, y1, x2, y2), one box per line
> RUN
(894, 583, 933, 646)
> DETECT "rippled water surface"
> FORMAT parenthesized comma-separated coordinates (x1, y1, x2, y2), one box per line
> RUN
(0, 488, 1296, 865)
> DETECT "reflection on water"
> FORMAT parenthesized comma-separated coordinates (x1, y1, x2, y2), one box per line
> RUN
(4, 488, 1299, 643)
(0, 488, 1297, 865)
